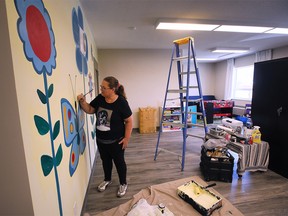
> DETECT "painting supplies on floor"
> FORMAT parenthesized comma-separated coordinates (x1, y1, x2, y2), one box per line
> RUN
(177, 180, 222, 215)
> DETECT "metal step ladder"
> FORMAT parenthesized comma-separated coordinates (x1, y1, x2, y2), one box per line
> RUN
(154, 37, 208, 171)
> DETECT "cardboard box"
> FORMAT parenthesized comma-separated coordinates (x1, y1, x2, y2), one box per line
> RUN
(139, 107, 156, 134)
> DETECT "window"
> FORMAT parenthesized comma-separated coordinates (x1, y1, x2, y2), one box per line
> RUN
(231, 65, 254, 100)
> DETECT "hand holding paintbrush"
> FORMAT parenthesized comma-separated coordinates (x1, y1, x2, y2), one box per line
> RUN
(77, 89, 93, 103)
(77, 89, 95, 114)
(83, 88, 93, 96)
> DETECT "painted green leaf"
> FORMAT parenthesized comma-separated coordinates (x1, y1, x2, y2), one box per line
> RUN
(56, 144, 63, 167)
(41, 155, 53, 176)
(37, 89, 47, 104)
(48, 84, 54, 98)
(34, 115, 50, 135)
(53, 120, 60, 140)
(91, 131, 95, 139)
(90, 115, 94, 124)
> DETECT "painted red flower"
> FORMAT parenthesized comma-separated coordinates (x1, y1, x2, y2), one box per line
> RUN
(15, 0, 56, 75)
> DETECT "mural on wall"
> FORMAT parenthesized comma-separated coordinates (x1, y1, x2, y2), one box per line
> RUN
(14, 0, 63, 215)
(60, 97, 86, 176)
(72, 6, 88, 77)
(89, 45, 98, 143)
(60, 5, 94, 170)
(88, 73, 96, 139)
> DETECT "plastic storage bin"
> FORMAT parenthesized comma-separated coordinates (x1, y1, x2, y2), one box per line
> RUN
(200, 146, 234, 182)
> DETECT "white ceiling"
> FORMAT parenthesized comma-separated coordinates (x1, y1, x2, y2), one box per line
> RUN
(80, 0, 288, 62)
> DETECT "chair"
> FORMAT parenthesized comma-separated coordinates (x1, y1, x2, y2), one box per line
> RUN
(245, 104, 251, 117)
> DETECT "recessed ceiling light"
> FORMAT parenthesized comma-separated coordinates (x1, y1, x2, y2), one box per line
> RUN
(211, 47, 250, 53)
(214, 25, 273, 33)
(156, 22, 219, 31)
(128, 26, 136, 30)
(265, 28, 288, 34)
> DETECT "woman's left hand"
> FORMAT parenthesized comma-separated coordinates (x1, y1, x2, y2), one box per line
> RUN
(119, 137, 128, 149)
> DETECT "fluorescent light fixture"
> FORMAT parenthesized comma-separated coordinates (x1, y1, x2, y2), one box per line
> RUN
(265, 28, 288, 34)
(155, 19, 288, 35)
(214, 25, 273, 33)
(187, 58, 217, 61)
(197, 58, 217, 61)
(211, 47, 249, 53)
(156, 22, 219, 31)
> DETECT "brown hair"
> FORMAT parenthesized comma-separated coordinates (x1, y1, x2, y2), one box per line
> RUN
(104, 76, 127, 99)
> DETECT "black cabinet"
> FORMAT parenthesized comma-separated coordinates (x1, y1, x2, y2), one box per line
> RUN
(205, 102, 214, 124)
(204, 100, 234, 118)
(252, 57, 288, 178)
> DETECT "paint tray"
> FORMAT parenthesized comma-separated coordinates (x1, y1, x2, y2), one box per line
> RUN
(177, 180, 222, 216)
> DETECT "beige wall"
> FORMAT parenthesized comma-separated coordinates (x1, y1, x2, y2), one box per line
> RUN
(273, 45, 288, 59)
(0, 1, 34, 215)
(98, 49, 215, 128)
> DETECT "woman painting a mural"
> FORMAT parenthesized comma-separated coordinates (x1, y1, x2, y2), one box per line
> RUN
(77, 76, 133, 197)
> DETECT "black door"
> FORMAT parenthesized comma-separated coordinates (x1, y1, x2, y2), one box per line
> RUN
(252, 57, 288, 178)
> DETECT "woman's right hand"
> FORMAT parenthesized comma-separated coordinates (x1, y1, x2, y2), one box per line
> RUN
(77, 93, 85, 103)
(76, 93, 95, 114)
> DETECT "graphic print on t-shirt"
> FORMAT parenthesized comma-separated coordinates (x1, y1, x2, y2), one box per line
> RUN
(97, 107, 112, 131)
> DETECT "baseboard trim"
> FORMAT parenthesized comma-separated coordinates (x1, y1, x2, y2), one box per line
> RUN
(133, 127, 160, 133)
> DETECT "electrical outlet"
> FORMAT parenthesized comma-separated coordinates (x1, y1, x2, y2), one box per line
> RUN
(73, 201, 77, 216)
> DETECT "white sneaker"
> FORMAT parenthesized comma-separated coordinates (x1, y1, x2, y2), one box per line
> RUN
(97, 181, 112, 192)
(117, 184, 128, 197)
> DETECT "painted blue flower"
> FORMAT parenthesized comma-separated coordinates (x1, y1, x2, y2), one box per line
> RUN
(72, 7, 88, 76)
(88, 73, 94, 97)
(15, 0, 56, 75)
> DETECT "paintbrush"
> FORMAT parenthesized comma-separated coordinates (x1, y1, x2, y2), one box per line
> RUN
(83, 89, 93, 96)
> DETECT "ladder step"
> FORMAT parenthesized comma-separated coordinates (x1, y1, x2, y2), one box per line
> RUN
(180, 71, 196, 75)
(186, 133, 205, 140)
(181, 85, 199, 89)
(162, 121, 184, 128)
(186, 111, 203, 116)
(167, 97, 180, 100)
(173, 56, 188, 61)
(167, 89, 186, 93)
(182, 98, 202, 103)
(162, 122, 205, 128)
(173, 56, 195, 61)
(187, 123, 205, 127)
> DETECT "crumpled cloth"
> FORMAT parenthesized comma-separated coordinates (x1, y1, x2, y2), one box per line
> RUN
(203, 138, 228, 150)
(127, 198, 174, 216)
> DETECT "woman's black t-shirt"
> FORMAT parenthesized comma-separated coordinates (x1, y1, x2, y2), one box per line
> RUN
(90, 94, 132, 141)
